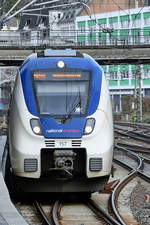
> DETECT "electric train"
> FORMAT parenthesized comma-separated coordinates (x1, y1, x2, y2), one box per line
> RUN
(4, 49, 114, 195)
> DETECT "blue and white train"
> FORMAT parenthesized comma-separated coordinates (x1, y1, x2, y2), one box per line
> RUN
(4, 49, 114, 195)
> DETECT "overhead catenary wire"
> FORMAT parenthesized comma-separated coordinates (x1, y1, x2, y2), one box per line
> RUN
(3, 0, 22, 20)
(111, 0, 130, 16)
(131, 4, 146, 29)
(3, 0, 39, 22)
(22, 12, 49, 17)
(22, 1, 88, 13)
(34, 0, 63, 7)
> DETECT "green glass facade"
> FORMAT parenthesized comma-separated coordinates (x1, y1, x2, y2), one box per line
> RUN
(88, 20, 96, 26)
(111, 30, 118, 39)
(109, 80, 118, 86)
(143, 12, 150, 19)
(109, 17, 118, 23)
(131, 28, 140, 36)
(120, 65, 129, 72)
(120, 15, 129, 21)
(131, 14, 141, 20)
(99, 32, 106, 40)
(77, 9, 150, 44)
(120, 29, 129, 38)
(77, 34, 86, 42)
(77, 21, 86, 27)
(88, 33, 96, 41)
(109, 65, 118, 72)
(120, 80, 129, 86)
(143, 27, 150, 36)
(98, 18, 107, 24)
(143, 79, 150, 85)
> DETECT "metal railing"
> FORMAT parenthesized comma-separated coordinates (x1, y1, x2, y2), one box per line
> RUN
(0, 29, 150, 47)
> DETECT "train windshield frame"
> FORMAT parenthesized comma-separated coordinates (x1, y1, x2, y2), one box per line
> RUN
(31, 68, 91, 118)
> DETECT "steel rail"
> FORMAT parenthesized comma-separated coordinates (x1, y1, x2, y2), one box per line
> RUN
(114, 123, 150, 135)
(33, 201, 54, 225)
(115, 144, 143, 170)
(111, 171, 137, 225)
(111, 144, 143, 224)
(115, 143, 150, 181)
(115, 130, 150, 143)
(115, 141, 150, 154)
(51, 200, 60, 225)
(114, 122, 150, 130)
(138, 170, 150, 182)
(86, 199, 121, 225)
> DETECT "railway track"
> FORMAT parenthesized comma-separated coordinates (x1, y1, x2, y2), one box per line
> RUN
(115, 122, 150, 132)
(33, 200, 55, 225)
(114, 143, 150, 180)
(113, 141, 150, 224)
(115, 141, 150, 154)
(33, 199, 120, 225)
(115, 128, 150, 143)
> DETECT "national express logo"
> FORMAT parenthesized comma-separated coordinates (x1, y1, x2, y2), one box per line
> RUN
(46, 129, 80, 133)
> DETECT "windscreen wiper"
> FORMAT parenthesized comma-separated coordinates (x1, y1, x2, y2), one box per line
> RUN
(62, 94, 81, 124)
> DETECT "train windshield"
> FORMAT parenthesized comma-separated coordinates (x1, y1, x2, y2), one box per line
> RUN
(32, 69, 90, 117)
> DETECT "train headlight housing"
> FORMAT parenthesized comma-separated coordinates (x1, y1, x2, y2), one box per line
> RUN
(30, 119, 42, 135)
(84, 118, 95, 135)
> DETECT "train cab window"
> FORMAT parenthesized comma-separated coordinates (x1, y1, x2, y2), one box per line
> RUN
(32, 69, 91, 118)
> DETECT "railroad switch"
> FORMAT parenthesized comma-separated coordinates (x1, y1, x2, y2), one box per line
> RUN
(100, 179, 120, 194)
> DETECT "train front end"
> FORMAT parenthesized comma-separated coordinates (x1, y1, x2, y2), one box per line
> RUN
(9, 49, 114, 193)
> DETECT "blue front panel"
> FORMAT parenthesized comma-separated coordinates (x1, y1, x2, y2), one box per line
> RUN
(20, 56, 102, 138)
(40, 117, 86, 138)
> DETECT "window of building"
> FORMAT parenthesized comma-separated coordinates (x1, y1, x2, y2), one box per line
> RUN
(88, 20, 96, 33)
(131, 14, 141, 27)
(98, 18, 107, 29)
(88, 31, 96, 45)
(131, 65, 137, 78)
(25, 19, 31, 27)
(21, 31, 31, 41)
(98, 31, 106, 45)
(109, 65, 118, 79)
(143, 64, 150, 78)
(77, 34, 86, 46)
(120, 15, 129, 28)
(143, 12, 150, 25)
(41, 29, 49, 39)
(120, 65, 129, 79)
(109, 17, 118, 29)
(145, 89, 150, 96)
(109, 30, 118, 45)
(143, 26, 150, 43)
(120, 29, 130, 44)
(131, 28, 141, 44)
(77, 21, 86, 33)
(88, 19, 96, 27)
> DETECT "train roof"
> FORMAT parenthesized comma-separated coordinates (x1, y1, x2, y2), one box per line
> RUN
(28, 49, 84, 59)
(20, 49, 95, 70)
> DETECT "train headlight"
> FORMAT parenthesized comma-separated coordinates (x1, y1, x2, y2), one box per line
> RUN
(57, 60, 65, 68)
(84, 118, 95, 135)
(30, 119, 42, 135)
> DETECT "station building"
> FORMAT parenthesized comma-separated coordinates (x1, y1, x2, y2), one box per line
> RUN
(76, 6, 150, 113)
